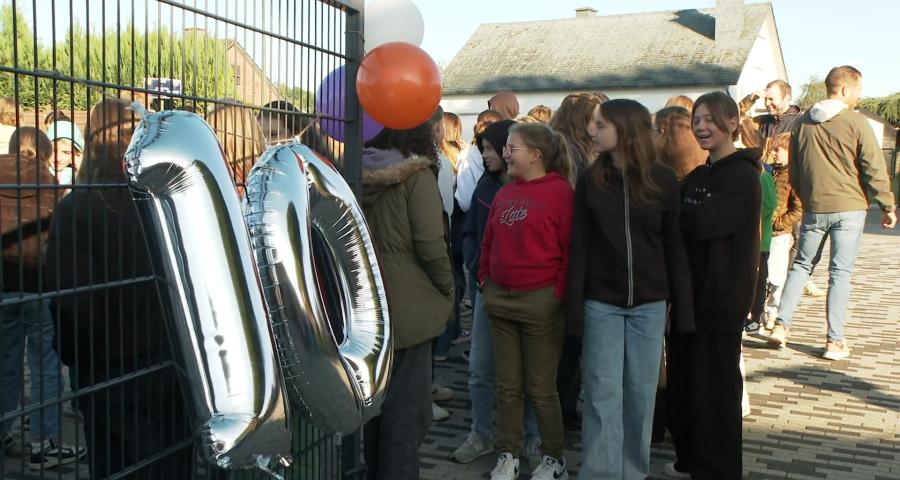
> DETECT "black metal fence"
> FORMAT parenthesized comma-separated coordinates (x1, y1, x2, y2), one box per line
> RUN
(0, 0, 365, 478)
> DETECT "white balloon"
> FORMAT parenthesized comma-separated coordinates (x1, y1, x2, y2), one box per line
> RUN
(365, 0, 424, 50)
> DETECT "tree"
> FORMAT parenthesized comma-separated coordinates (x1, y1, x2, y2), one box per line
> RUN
(796, 76, 826, 110)
(0, 6, 237, 110)
(277, 84, 314, 112)
(860, 93, 900, 126)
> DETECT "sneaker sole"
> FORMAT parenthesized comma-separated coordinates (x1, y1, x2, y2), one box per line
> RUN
(452, 446, 494, 464)
(29, 451, 86, 470)
(823, 352, 850, 361)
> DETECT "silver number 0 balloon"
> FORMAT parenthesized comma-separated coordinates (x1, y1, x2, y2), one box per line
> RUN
(244, 144, 392, 434)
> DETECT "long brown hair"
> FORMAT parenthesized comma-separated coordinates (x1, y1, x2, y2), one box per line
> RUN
(549, 92, 605, 166)
(78, 98, 138, 185)
(656, 107, 706, 181)
(440, 111, 465, 171)
(509, 123, 574, 185)
(591, 99, 660, 205)
(739, 117, 763, 149)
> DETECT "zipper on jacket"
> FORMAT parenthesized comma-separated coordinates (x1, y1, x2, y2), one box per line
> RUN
(623, 175, 634, 307)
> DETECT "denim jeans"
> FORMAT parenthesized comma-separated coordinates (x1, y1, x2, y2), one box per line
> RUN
(468, 290, 539, 440)
(580, 300, 666, 480)
(777, 210, 867, 341)
(765, 233, 793, 317)
(1, 294, 61, 441)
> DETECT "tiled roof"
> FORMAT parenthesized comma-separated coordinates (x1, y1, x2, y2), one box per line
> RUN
(442, 3, 773, 95)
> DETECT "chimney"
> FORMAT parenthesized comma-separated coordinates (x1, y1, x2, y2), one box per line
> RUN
(575, 7, 598, 18)
(715, 0, 745, 45)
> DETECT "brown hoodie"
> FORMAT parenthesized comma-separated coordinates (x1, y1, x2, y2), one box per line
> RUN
(488, 92, 520, 120)
(790, 100, 895, 213)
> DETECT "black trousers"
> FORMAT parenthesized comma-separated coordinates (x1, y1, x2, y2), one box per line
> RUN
(77, 367, 194, 480)
(667, 329, 743, 480)
(556, 334, 582, 426)
(750, 251, 771, 324)
(364, 341, 432, 480)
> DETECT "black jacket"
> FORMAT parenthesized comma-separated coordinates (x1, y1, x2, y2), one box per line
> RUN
(565, 162, 694, 335)
(756, 105, 802, 140)
(461, 171, 503, 275)
(680, 148, 762, 333)
(45, 188, 170, 380)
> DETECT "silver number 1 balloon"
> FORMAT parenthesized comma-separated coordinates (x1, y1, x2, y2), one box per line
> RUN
(124, 109, 292, 470)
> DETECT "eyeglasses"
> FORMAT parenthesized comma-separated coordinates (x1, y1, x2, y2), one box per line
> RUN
(503, 145, 527, 154)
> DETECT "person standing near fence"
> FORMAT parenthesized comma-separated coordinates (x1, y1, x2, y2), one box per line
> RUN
(360, 115, 454, 480)
(768, 66, 897, 359)
(566, 99, 693, 479)
(45, 98, 194, 478)
(1, 127, 87, 470)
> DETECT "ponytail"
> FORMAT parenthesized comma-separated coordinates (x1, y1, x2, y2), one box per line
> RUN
(509, 123, 576, 186)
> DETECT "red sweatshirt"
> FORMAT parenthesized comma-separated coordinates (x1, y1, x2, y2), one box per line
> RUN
(478, 172, 574, 300)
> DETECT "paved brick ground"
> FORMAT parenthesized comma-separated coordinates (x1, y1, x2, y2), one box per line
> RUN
(3, 211, 898, 479)
(422, 213, 900, 480)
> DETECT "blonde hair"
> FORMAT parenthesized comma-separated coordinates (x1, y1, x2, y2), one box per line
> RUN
(440, 111, 465, 171)
(0, 97, 18, 126)
(526, 105, 553, 124)
(205, 104, 265, 195)
(665, 95, 695, 111)
(509, 123, 574, 185)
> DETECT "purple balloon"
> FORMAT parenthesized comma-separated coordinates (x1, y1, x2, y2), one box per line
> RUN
(316, 66, 383, 142)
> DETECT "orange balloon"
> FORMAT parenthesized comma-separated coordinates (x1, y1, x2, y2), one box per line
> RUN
(356, 42, 442, 130)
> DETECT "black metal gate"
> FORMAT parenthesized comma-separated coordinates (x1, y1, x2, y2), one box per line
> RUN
(0, 0, 365, 478)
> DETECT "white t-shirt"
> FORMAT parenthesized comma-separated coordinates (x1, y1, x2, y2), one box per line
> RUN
(437, 152, 455, 216)
(454, 145, 484, 212)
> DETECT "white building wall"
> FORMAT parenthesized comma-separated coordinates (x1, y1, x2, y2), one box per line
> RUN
(734, 15, 789, 116)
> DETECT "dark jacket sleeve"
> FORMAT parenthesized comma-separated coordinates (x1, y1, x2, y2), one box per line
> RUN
(660, 172, 695, 335)
(461, 196, 478, 275)
(681, 163, 761, 241)
(564, 173, 590, 336)
(44, 195, 95, 367)
(407, 170, 454, 296)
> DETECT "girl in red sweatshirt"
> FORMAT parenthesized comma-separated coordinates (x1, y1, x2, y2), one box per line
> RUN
(478, 123, 574, 480)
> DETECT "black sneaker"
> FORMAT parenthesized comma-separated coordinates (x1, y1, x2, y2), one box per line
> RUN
(29, 438, 87, 470)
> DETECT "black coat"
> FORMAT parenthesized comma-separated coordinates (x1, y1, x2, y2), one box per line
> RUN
(565, 162, 694, 335)
(461, 171, 504, 276)
(45, 188, 169, 381)
(680, 148, 762, 333)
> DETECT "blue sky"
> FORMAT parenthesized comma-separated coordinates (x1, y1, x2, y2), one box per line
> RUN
(418, 0, 899, 98)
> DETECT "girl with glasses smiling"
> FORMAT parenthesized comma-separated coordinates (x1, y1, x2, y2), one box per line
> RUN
(478, 123, 574, 480)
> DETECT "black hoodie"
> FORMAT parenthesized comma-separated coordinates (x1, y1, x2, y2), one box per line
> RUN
(680, 148, 761, 333)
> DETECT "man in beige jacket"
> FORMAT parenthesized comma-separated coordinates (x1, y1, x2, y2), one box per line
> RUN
(768, 65, 896, 360)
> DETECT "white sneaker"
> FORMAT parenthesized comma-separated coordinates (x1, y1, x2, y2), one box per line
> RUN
(451, 431, 494, 463)
(664, 461, 691, 478)
(490, 452, 519, 480)
(432, 402, 450, 421)
(823, 339, 851, 361)
(431, 384, 454, 402)
(804, 281, 826, 297)
(530, 455, 568, 480)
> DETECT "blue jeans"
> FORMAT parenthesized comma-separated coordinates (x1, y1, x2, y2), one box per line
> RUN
(580, 300, 666, 480)
(777, 211, 866, 341)
(1, 294, 62, 441)
(468, 290, 539, 440)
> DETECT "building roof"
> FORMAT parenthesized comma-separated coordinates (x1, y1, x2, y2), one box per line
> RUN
(442, 3, 774, 95)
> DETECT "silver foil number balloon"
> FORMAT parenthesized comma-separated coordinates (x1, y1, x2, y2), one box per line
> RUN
(124, 109, 292, 470)
(244, 144, 392, 434)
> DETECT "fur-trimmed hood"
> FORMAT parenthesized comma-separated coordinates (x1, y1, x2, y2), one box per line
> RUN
(361, 147, 435, 206)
